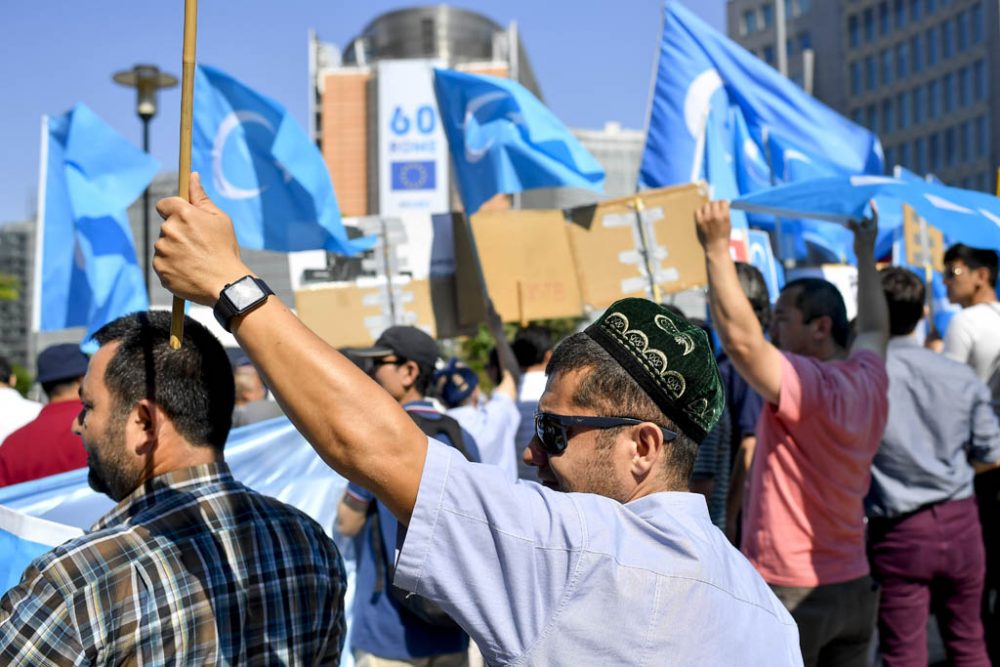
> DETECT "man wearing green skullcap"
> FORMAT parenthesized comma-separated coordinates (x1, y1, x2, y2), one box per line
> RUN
(695, 200, 889, 667)
(152, 176, 803, 665)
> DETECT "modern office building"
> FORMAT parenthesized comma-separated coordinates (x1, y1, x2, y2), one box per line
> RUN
(0, 221, 34, 368)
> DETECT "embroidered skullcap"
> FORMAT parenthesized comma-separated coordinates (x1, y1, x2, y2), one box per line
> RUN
(584, 298, 725, 443)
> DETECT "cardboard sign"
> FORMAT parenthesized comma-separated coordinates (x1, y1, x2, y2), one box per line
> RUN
(564, 183, 709, 310)
(455, 209, 583, 325)
(903, 204, 945, 273)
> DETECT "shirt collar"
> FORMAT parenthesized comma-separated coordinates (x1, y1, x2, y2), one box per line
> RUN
(888, 333, 922, 351)
(93, 462, 233, 531)
(626, 490, 711, 523)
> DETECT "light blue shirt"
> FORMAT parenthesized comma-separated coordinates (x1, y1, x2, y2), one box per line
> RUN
(395, 439, 803, 666)
(448, 393, 520, 482)
(866, 336, 1000, 518)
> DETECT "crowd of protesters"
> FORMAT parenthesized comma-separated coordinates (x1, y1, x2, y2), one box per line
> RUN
(0, 180, 998, 666)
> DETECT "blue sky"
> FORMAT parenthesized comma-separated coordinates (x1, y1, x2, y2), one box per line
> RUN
(0, 1, 724, 223)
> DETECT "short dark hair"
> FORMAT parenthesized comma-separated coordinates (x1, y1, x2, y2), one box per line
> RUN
(412, 362, 436, 397)
(513, 325, 554, 369)
(41, 379, 79, 400)
(944, 243, 998, 287)
(0, 355, 12, 382)
(880, 267, 925, 336)
(92, 311, 235, 450)
(735, 262, 772, 331)
(781, 278, 850, 348)
(546, 333, 698, 490)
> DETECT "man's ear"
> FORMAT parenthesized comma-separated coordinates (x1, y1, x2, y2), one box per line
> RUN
(132, 399, 160, 455)
(629, 422, 664, 479)
(811, 314, 833, 341)
(400, 360, 421, 390)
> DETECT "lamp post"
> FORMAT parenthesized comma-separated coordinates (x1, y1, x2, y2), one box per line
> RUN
(112, 65, 178, 298)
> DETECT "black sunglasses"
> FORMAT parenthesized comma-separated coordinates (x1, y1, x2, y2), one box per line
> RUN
(371, 356, 407, 368)
(533, 412, 677, 455)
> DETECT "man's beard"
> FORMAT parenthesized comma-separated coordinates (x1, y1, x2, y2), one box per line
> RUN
(86, 416, 140, 502)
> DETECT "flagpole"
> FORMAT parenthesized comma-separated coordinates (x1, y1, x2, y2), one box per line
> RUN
(170, 0, 198, 349)
(30, 116, 50, 367)
(630, 196, 662, 303)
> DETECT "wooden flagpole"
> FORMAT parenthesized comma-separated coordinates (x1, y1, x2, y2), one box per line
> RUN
(169, 0, 198, 349)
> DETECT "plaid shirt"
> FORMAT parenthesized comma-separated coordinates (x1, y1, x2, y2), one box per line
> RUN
(0, 462, 346, 665)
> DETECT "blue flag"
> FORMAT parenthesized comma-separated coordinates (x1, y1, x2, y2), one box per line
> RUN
(640, 2, 883, 190)
(193, 65, 373, 255)
(37, 103, 154, 339)
(0, 505, 82, 592)
(432, 68, 605, 215)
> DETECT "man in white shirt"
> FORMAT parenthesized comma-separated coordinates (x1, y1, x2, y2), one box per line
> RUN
(0, 355, 41, 444)
(942, 243, 1000, 382)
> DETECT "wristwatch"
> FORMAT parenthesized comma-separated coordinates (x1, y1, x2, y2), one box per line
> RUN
(213, 276, 274, 333)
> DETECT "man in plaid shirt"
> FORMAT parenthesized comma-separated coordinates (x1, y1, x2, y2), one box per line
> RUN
(0, 312, 346, 665)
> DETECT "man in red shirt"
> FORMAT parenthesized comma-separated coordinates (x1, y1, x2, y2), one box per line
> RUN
(0, 344, 89, 486)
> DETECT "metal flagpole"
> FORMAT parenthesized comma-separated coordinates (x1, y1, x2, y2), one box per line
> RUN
(631, 196, 662, 303)
(170, 0, 198, 349)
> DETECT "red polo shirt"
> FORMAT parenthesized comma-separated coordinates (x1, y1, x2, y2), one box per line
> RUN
(0, 400, 87, 487)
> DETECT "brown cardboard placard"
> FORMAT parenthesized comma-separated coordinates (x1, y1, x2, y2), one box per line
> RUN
(565, 183, 709, 310)
(455, 209, 583, 325)
(903, 204, 945, 273)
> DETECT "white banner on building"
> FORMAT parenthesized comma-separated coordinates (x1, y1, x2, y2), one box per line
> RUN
(377, 60, 451, 216)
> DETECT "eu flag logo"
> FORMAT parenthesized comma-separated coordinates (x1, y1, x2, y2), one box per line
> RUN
(391, 161, 436, 190)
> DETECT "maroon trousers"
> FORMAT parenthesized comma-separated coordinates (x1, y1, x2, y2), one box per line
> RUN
(867, 496, 989, 667)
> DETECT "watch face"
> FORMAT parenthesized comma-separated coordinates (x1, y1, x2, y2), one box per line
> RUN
(227, 276, 266, 310)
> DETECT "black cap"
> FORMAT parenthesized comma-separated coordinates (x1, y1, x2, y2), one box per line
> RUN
(352, 326, 439, 368)
(36, 344, 89, 385)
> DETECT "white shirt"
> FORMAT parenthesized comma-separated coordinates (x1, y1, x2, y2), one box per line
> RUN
(514, 370, 547, 480)
(0, 387, 42, 446)
(448, 393, 520, 482)
(943, 302, 1000, 382)
(396, 440, 803, 665)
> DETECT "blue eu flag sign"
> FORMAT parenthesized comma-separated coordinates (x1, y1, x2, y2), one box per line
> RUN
(640, 2, 882, 189)
(36, 103, 155, 340)
(192, 65, 374, 255)
(433, 68, 604, 215)
(392, 161, 437, 191)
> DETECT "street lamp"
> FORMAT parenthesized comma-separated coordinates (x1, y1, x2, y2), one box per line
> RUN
(112, 64, 178, 298)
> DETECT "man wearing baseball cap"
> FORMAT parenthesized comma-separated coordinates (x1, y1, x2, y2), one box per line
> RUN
(0, 344, 89, 486)
(153, 173, 801, 663)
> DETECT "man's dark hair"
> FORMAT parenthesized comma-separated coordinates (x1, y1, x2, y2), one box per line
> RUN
(735, 262, 772, 331)
(781, 278, 850, 348)
(92, 311, 235, 450)
(944, 243, 999, 287)
(880, 267, 925, 336)
(412, 362, 435, 397)
(512, 325, 554, 370)
(0, 355, 12, 383)
(41, 379, 79, 400)
(545, 333, 698, 490)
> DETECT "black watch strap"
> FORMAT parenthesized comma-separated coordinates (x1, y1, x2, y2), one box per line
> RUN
(213, 276, 274, 333)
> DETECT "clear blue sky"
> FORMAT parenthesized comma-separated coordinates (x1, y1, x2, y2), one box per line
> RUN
(0, 1, 724, 223)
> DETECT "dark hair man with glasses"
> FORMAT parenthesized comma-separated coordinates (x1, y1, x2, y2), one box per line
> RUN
(941, 243, 1000, 383)
(152, 174, 801, 665)
(696, 200, 889, 667)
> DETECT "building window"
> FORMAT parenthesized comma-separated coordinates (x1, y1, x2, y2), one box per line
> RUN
(900, 142, 912, 168)
(913, 86, 925, 123)
(926, 28, 938, 66)
(799, 32, 812, 52)
(972, 3, 984, 43)
(864, 8, 875, 41)
(883, 99, 895, 133)
(762, 4, 774, 28)
(852, 108, 865, 126)
(977, 115, 989, 158)
(866, 56, 877, 90)
(897, 41, 909, 79)
(973, 59, 986, 101)
(894, 0, 905, 28)
(851, 61, 862, 94)
(742, 9, 757, 35)
(960, 120, 972, 161)
(929, 80, 940, 118)
(786, 38, 796, 57)
(929, 133, 940, 171)
(881, 50, 894, 85)
(944, 73, 955, 112)
(944, 127, 956, 166)
(849, 15, 860, 47)
(867, 104, 879, 132)
(956, 12, 969, 52)
(941, 22, 953, 59)
(958, 66, 970, 107)
(909, 0, 922, 21)
(798, 0, 813, 16)
(898, 91, 911, 129)
(885, 147, 896, 169)
(926, 0, 936, 14)
(879, 2, 890, 34)
(763, 45, 776, 65)
(915, 137, 927, 173)
(910, 36, 923, 73)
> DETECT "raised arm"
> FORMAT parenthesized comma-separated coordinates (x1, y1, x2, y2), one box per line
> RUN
(695, 201, 783, 404)
(848, 202, 890, 359)
(153, 174, 428, 524)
